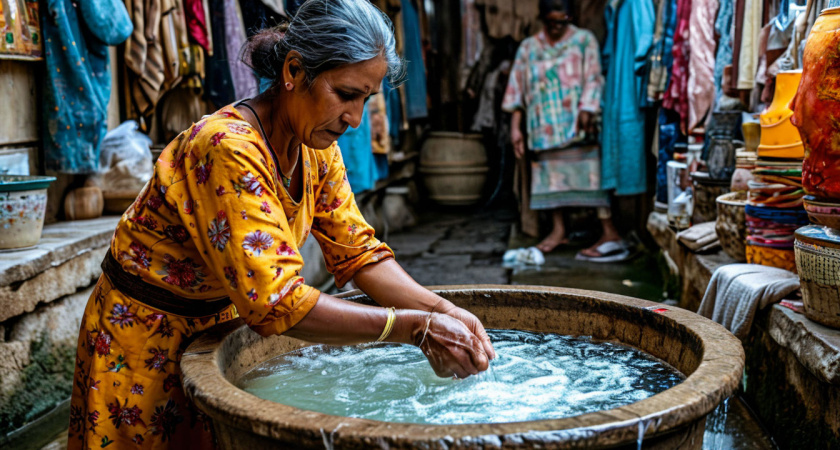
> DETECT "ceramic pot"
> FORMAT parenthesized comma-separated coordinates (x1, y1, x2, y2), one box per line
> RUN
(419, 132, 488, 206)
(795, 225, 840, 328)
(692, 172, 730, 223)
(759, 70, 804, 159)
(64, 186, 104, 220)
(804, 196, 840, 230)
(0, 175, 56, 250)
(792, 8, 840, 200)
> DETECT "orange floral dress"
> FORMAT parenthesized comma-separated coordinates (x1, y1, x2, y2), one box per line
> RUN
(68, 104, 394, 449)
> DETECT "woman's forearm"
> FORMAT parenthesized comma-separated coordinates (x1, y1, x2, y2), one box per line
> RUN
(284, 291, 427, 345)
(351, 259, 454, 312)
(511, 109, 523, 131)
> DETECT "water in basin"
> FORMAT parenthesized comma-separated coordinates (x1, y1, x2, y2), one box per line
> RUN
(237, 329, 685, 425)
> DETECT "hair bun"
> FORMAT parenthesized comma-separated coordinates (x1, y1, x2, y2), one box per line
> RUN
(242, 23, 289, 80)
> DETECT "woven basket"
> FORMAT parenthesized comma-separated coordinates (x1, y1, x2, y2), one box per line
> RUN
(715, 192, 748, 262)
(796, 226, 840, 329)
(693, 175, 730, 223)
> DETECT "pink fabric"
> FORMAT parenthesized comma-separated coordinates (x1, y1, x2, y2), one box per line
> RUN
(224, 0, 258, 99)
(687, 0, 719, 133)
(184, 0, 211, 53)
(663, 0, 692, 134)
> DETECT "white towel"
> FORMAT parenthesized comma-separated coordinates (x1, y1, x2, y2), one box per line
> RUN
(697, 264, 800, 339)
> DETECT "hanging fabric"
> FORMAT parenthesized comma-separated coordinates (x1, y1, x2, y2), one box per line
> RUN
(184, 0, 211, 53)
(41, 0, 132, 173)
(225, 0, 258, 99)
(338, 108, 376, 193)
(713, 0, 735, 107)
(736, 0, 764, 90)
(400, 0, 428, 120)
(687, 0, 719, 132)
(662, 0, 690, 134)
(601, 0, 656, 196)
(204, 0, 235, 108)
(646, 0, 678, 102)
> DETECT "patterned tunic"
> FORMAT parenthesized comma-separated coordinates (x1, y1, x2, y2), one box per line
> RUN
(502, 27, 604, 152)
(68, 104, 393, 449)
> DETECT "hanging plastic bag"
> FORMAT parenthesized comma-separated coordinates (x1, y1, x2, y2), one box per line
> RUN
(95, 120, 153, 195)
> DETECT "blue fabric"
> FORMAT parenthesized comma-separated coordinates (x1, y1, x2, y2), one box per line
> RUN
(383, 77, 403, 146)
(713, 0, 734, 106)
(601, 0, 655, 196)
(374, 154, 389, 181)
(656, 109, 682, 204)
(42, 0, 132, 173)
(400, 0, 428, 120)
(337, 108, 376, 193)
(659, 0, 678, 91)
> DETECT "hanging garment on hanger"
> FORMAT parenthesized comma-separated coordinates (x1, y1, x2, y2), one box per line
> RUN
(337, 108, 376, 193)
(647, 0, 678, 102)
(204, 0, 235, 108)
(42, 0, 132, 173)
(736, 0, 763, 89)
(184, 0, 211, 53)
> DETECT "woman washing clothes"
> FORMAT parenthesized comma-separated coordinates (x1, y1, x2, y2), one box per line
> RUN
(68, 1, 494, 448)
(503, 0, 629, 261)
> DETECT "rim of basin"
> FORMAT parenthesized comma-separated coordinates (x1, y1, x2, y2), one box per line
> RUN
(182, 285, 744, 447)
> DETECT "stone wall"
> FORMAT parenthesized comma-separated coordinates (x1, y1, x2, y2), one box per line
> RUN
(0, 218, 117, 442)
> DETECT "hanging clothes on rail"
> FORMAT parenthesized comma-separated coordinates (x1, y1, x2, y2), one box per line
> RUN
(713, 0, 735, 106)
(400, 0, 428, 120)
(225, 0, 258, 99)
(687, 0, 719, 132)
(41, 0, 132, 173)
(662, 0, 690, 134)
(601, 0, 655, 196)
(338, 108, 376, 193)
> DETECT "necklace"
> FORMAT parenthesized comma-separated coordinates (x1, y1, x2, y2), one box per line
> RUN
(236, 100, 296, 189)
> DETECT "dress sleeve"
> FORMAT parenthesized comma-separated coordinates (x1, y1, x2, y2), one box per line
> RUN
(579, 32, 605, 113)
(310, 145, 395, 287)
(501, 42, 529, 112)
(182, 130, 319, 337)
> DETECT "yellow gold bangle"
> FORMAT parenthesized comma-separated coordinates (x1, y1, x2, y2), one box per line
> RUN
(376, 307, 396, 342)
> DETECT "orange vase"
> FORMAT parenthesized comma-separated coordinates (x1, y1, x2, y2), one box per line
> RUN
(759, 70, 803, 159)
(791, 7, 840, 201)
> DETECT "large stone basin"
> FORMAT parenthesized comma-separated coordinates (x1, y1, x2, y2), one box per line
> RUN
(181, 286, 744, 449)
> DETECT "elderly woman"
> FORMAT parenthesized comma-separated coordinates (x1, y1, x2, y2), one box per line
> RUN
(504, 0, 626, 260)
(67, 1, 494, 448)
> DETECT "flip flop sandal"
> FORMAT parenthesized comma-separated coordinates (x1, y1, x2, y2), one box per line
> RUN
(575, 240, 632, 263)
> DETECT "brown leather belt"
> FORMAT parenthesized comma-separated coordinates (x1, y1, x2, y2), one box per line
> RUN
(101, 251, 231, 317)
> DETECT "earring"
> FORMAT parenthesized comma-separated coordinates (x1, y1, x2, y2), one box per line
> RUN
(285, 82, 293, 90)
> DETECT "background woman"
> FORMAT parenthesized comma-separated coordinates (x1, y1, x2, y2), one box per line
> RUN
(503, 0, 626, 261)
(68, 1, 494, 448)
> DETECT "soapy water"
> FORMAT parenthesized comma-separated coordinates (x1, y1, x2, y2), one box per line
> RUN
(237, 329, 685, 425)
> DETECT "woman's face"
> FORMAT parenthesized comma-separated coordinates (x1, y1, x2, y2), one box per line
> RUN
(289, 56, 388, 150)
(543, 10, 571, 41)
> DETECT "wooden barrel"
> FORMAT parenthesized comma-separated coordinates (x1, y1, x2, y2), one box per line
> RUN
(418, 132, 488, 206)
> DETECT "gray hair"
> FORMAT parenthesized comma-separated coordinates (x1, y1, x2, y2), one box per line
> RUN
(243, 0, 404, 87)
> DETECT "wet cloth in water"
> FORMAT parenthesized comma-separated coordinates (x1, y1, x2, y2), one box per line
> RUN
(68, 104, 394, 448)
(698, 264, 800, 339)
(529, 145, 609, 210)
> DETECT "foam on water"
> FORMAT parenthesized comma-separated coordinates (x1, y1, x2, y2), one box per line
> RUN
(237, 329, 685, 425)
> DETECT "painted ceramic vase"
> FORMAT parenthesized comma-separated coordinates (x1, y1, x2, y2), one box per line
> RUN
(0, 175, 55, 250)
(760, 70, 804, 159)
(791, 7, 840, 201)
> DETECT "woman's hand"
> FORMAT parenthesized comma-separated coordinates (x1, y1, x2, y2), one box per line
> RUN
(578, 111, 596, 136)
(416, 313, 490, 378)
(511, 126, 526, 159)
(435, 302, 496, 360)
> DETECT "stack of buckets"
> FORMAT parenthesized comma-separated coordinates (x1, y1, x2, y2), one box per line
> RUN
(747, 70, 810, 272)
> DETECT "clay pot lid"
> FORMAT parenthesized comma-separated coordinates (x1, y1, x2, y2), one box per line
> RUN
(796, 225, 840, 249)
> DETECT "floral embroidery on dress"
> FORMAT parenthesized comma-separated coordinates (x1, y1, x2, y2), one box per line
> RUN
(223, 266, 238, 288)
(130, 216, 159, 231)
(195, 160, 213, 184)
(108, 398, 145, 428)
(108, 303, 135, 328)
(163, 374, 181, 393)
(130, 384, 144, 395)
(157, 255, 205, 290)
(216, 185, 226, 196)
(276, 242, 296, 256)
(260, 201, 271, 214)
(183, 200, 194, 214)
(164, 225, 190, 244)
(208, 211, 231, 251)
(243, 230, 273, 256)
(144, 347, 170, 373)
(149, 399, 183, 441)
(188, 121, 206, 141)
(247, 288, 258, 301)
(146, 196, 164, 210)
(118, 242, 151, 271)
(227, 123, 252, 135)
(239, 172, 264, 197)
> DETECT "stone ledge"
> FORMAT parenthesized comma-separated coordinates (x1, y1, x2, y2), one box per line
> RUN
(0, 217, 119, 288)
(766, 305, 840, 385)
(648, 212, 840, 386)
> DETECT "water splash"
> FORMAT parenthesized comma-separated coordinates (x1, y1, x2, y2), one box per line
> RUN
(238, 330, 685, 425)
